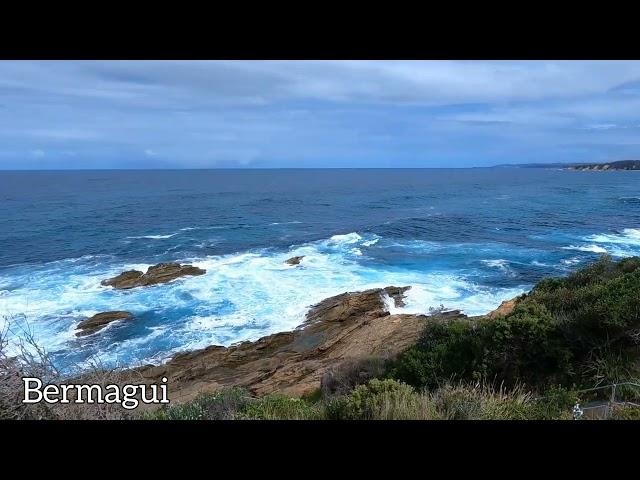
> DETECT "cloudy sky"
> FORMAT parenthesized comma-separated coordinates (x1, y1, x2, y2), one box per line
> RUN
(2, 60, 640, 169)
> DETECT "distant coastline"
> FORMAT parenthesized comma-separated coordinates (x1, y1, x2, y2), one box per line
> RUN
(565, 160, 640, 171)
(496, 160, 640, 171)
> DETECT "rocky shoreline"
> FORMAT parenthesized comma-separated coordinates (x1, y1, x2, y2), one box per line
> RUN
(84, 261, 518, 404)
(130, 286, 511, 404)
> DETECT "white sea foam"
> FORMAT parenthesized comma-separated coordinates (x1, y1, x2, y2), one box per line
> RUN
(561, 257, 581, 266)
(481, 259, 517, 276)
(180, 226, 229, 231)
(563, 244, 608, 254)
(585, 229, 640, 245)
(361, 237, 380, 247)
(127, 233, 178, 240)
(482, 259, 509, 269)
(328, 232, 362, 244)
(381, 281, 526, 317)
(570, 228, 640, 257)
(531, 260, 549, 267)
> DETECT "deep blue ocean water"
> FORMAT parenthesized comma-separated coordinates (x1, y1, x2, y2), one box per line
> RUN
(1, 168, 639, 372)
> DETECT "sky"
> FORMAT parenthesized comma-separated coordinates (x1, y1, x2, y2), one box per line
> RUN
(2, 60, 640, 169)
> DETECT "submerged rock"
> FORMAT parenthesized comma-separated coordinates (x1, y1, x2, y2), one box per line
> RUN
(76, 311, 133, 336)
(285, 256, 305, 266)
(101, 262, 206, 289)
(136, 285, 464, 403)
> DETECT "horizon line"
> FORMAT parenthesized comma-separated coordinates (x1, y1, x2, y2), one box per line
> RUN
(0, 165, 544, 172)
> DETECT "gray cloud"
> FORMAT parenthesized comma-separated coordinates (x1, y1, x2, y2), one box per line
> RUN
(2, 61, 640, 168)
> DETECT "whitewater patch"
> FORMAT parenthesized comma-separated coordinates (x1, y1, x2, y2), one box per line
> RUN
(567, 228, 640, 257)
(531, 260, 550, 267)
(127, 233, 178, 240)
(585, 228, 640, 245)
(328, 232, 362, 244)
(381, 281, 526, 318)
(180, 226, 230, 231)
(563, 244, 608, 254)
(361, 237, 380, 247)
(482, 259, 511, 271)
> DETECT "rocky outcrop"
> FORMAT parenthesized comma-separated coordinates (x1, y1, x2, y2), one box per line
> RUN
(76, 311, 133, 336)
(136, 286, 464, 403)
(305, 286, 409, 323)
(101, 263, 206, 289)
(285, 256, 305, 266)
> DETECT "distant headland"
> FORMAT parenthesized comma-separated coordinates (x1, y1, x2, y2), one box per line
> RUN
(565, 160, 640, 171)
(495, 160, 640, 171)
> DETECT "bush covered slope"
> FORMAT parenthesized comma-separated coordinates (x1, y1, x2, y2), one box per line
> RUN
(390, 255, 640, 391)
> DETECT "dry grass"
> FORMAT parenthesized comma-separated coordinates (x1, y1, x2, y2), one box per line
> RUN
(1, 316, 145, 420)
(320, 355, 390, 398)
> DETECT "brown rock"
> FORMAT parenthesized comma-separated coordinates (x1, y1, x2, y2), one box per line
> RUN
(305, 286, 409, 324)
(487, 298, 518, 318)
(76, 311, 134, 336)
(136, 285, 466, 404)
(101, 262, 206, 289)
(285, 256, 305, 266)
(100, 270, 144, 289)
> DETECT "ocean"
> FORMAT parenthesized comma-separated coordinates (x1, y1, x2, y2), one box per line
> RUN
(1, 168, 639, 372)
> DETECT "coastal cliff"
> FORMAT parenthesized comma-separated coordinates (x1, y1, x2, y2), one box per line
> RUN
(567, 160, 640, 171)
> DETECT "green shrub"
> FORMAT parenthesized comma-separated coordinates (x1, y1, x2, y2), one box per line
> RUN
(142, 388, 249, 420)
(484, 303, 575, 385)
(390, 304, 572, 390)
(528, 386, 577, 420)
(325, 378, 433, 420)
(239, 394, 321, 420)
(388, 319, 484, 390)
(527, 255, 640, 349)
